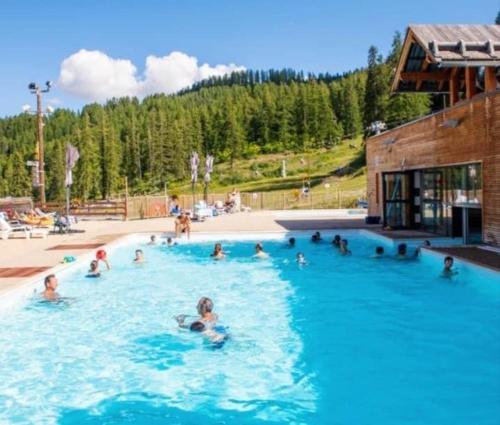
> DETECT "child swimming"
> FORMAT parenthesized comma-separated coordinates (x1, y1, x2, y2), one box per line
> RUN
(339, 239, 351, 255)
(133, 249, 144, 263)
(296, 252, 307, 265)
(86, 260, 101, 278)
(442, 256, 458, 278)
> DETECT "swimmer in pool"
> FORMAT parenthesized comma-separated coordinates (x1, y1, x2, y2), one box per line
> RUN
(189, 320, 228, 346)
(175, 297, 219, 329)
(339, 239, 351, 255)
(296, 252, 307, 265)
(371, 246, 385, 258)
(254, 243, 269, 259)
(332, 234, 341, 248)
(147, 235, 157, 245)
(42, 274, 60, 301)
(86, 260, 101, 278)
(442, 256, 457, 278)
(415, 239, 431, 256)
(133, 249, 144, 263)
(311, 231, 322, 243)
(288, 237, 296, 248)
(396, 243, 408, 259)
(211, 243, 225, 260)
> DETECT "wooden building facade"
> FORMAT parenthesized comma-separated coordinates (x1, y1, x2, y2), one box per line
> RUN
(367, 25, 500, 246)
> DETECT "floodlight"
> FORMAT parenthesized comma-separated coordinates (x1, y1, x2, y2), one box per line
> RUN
(46, 81, 52, 88)
(28, 82, 37, 91)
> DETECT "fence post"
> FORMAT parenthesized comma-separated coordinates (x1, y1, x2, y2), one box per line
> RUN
(282, 192, 286, 210)
(310, 191, 313, 209)
(260, 192, 264, 210)
(124, 177, 129, 221)
(164, 182, 168, 217)
(339, 190, 343, 209)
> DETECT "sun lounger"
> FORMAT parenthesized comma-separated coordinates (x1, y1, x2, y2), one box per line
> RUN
(0, 217, 31, 240)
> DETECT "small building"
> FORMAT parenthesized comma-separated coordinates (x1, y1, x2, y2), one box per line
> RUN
(366, 25, 500, 246)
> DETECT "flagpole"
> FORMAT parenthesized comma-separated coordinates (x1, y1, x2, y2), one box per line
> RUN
(66, 184, 70, 218)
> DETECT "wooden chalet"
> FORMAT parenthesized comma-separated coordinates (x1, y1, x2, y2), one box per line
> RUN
(366, 24, 500, 246)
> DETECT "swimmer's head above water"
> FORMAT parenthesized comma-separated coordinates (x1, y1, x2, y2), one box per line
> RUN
(197, 297, 214, 316)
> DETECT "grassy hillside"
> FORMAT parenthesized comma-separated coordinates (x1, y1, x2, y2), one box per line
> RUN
(169, 137, 366, 196)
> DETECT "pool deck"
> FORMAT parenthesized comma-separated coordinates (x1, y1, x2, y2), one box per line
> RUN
(0, 210, 372, 296)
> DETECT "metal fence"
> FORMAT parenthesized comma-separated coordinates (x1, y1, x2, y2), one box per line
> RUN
(41, 188, 366, 220)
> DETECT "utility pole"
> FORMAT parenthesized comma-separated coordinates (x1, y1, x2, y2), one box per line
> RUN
(28, 81, 52, 207)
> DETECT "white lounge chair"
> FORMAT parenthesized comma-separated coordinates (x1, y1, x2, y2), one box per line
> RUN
(0, 217, 31, 240)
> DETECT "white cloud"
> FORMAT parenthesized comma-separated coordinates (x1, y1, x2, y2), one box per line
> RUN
(58, 49, 245, 102)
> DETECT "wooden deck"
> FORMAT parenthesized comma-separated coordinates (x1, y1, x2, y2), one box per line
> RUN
(368, 229, 444, 240)
(0, 267, 51, 278)
(46, 243, 104, 251)
(431, 247, 500, 272)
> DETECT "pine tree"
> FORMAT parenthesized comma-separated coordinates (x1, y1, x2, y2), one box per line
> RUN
(496, 10, 500, 24)
(364, 46, 390, 129)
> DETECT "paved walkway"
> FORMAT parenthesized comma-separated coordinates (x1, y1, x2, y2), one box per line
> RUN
(0, 210, 369, 296)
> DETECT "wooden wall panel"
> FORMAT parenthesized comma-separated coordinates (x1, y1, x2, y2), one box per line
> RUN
(367, 91, 500, 246)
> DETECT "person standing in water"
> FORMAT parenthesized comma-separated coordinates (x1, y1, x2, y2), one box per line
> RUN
(148, 235, 157, 245)
(86, 260, 101, 278)
(442, 256, 457, 278)
(134, 249, 145, 263)
(371, 246, 385, 258)
(211, 243, 225, 260)
(42, 274, 60, 301)
(339, 239, 352, 255)
(332, 234, 341, 248)
(254, 243, 269, 259)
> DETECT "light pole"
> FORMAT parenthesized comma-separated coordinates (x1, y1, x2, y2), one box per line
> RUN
(28, 81, 52, 206)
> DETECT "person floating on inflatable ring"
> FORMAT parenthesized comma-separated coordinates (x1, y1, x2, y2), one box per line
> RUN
(95, 249, 111, 271)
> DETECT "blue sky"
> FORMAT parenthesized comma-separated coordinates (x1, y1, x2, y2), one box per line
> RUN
(0, 0, 497, 117)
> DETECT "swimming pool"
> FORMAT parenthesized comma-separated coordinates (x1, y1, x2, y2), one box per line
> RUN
(0, 231, 499, 424)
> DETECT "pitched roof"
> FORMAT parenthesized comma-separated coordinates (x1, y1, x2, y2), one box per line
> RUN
(409, 24, 500, 62)
(391, 24, 500, 93)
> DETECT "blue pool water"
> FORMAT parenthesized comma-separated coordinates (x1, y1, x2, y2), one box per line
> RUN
(0, 231, 499, 425)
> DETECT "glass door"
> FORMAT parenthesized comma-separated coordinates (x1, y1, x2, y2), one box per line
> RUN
(383, 172, 411, 228)
(421, 170, 444, 234)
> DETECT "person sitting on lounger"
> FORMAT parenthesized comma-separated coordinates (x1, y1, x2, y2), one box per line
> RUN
(42, 274, 60, 301)
(254, 243, 269, 259)
(175, 212, 191, 239)
(442, 256, 457, 278)
(211, 243, 225, 260)
(134, 249, 144, 263)
(86, 260, 101, 278)
(339, 239, 351, 255)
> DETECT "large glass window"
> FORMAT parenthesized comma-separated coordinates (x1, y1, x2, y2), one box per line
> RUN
(383, 173, 410, 228)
